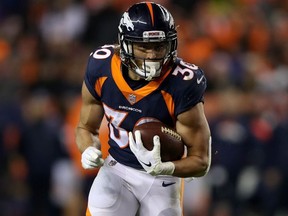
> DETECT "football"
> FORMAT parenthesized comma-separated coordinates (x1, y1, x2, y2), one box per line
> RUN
(133, 121, 185, 162)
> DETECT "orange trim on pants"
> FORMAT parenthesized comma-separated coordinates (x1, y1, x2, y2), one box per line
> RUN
(86, 207, 92, 216)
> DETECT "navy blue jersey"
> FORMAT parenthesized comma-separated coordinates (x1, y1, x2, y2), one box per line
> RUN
(84, 45, 207, 169)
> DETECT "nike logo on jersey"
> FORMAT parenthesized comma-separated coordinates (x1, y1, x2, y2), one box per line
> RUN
(140, 160, 152, 167)
(162, 181, 176, 187)
(197, 75, 204, 84)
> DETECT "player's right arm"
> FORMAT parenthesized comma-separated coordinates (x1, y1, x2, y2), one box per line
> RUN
(75, 81, 105, 169)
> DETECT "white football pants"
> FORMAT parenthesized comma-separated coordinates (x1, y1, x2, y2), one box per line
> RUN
(86, 155, 182, 216)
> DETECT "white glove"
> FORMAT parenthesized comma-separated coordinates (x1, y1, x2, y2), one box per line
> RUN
(81, 146, 104, 169)
(129, 131, 175, 176)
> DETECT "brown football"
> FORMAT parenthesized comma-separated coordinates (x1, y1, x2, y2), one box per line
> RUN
(133, 121, 185, 162)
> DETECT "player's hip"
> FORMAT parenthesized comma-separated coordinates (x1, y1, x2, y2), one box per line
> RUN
(103, 154, 181, 197)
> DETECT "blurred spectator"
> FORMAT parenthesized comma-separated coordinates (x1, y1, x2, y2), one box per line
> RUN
(39, 0, 87, 46)
(19, 91, 68, 215)
(81, 0, 121, 47)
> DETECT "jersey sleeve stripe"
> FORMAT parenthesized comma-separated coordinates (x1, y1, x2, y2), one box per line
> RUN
(161, 90, 176, 122)
(95, 76, 108, 98)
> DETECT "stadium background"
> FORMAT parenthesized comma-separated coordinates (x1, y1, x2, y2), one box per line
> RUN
(0, 0, 287, 215)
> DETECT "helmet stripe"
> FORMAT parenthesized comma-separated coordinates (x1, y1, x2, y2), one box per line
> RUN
(146, 2, 154, 26)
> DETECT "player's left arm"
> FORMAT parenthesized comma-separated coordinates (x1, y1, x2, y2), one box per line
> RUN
(173, 102, 211, 178)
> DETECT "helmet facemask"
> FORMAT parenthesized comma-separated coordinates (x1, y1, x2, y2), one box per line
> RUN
(120, 35, 177, 81)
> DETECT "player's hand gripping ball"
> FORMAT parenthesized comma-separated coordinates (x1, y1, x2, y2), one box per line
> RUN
(133, 121, 184, 162)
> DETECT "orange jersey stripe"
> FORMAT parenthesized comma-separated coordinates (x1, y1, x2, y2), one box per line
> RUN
(111, 54, 172, 105)
(95, 76, 108, 97)
(146, 2, 154, 26)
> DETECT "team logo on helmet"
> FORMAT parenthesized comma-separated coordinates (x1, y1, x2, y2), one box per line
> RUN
(119, 12, 134, 32)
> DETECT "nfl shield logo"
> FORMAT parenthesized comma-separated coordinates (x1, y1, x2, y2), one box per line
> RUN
(128, 94, 136, 104)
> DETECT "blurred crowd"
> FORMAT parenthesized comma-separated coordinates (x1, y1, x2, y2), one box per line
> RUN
(0, 0, 287, 216)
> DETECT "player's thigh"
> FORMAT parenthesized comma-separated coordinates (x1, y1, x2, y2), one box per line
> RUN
(138, 176, 182, 216)
(87, 166, 139, 216)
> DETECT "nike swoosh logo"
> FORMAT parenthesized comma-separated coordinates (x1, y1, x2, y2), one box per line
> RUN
(162, 181, 176, 187)
(197, 75, 204, 84)
(140, 160, 152, 167)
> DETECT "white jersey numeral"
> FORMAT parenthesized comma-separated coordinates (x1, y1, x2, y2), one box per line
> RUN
(91, 45, 114, 59)
(103, 104, 129, 148)
(103, 104, 157, 148)
(172, 60, 198, 80)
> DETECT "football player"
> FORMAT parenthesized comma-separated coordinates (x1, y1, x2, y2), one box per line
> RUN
(75, 2, 211, 216)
